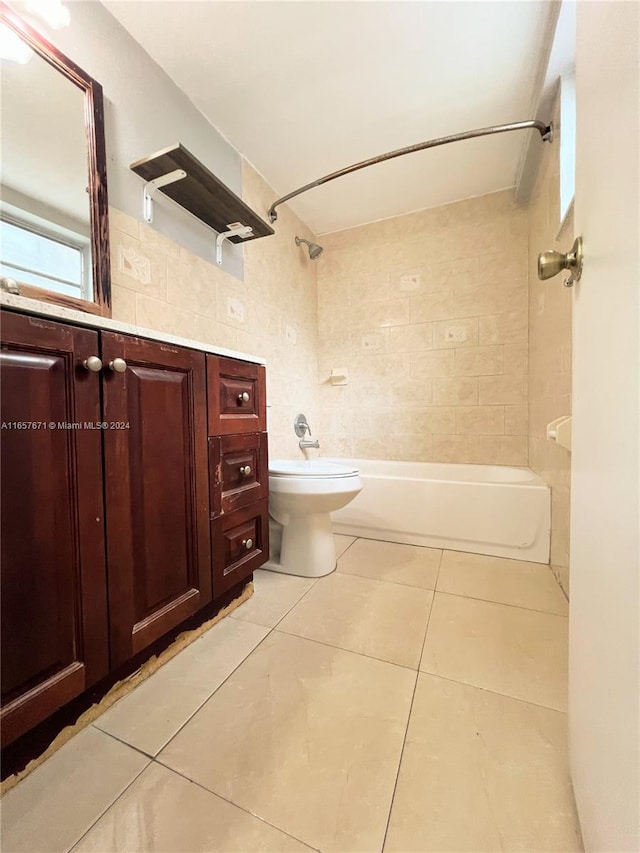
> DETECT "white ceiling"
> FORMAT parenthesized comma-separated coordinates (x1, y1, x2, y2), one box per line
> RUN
(104, 1, 554, 235)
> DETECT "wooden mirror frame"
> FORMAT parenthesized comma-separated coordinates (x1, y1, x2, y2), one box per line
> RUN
(0, 3, 111, 315)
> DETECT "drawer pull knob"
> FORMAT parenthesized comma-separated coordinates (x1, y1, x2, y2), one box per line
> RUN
(108, 358, 127, 373)
(242, 538, 253, 550)
(82, 355, 103, 372)
(238, 391, 250, 404)
(239, 465, 252, 477)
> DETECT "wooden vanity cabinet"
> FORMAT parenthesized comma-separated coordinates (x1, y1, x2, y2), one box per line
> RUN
(209, 432, 268, 516)
(0, 312, 109, 746)
(212, 499, 269, 596)
(207, 356, 266, 435)
(101, 332, 212, 667)
(207, 355, 269, 597)
(0, 309, 268, 746)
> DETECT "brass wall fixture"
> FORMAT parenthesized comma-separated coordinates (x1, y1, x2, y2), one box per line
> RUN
(537, 236, 584, 288)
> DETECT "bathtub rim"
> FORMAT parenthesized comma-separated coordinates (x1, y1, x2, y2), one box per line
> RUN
(321, 457, 547, 488)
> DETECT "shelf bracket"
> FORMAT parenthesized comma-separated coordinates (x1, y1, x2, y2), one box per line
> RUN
(215, 223, 254, 265)
(143, 168, 187, 223)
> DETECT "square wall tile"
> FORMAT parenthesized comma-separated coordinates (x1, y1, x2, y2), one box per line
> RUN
(432, 377, 478, 406)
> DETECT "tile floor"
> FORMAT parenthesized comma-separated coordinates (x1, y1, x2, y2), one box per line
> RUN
(1, 536, 583, 853)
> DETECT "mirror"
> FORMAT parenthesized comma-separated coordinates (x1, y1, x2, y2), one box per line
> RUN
(0, 5, 110, 315)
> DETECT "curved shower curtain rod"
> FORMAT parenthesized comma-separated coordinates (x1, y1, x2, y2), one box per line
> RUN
(267, 119, 553, 223)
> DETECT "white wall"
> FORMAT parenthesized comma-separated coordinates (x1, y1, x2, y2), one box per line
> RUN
(11, 1, 245, 279)
(570, 2, 639, 849)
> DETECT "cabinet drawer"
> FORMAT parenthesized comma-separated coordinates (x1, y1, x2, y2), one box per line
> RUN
(210, 432, 268, 517)
(207, 356, 266, 435)
(212, 499, 269, 597)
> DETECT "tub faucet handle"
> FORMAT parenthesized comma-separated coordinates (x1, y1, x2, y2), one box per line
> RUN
(294, 413, 312, 437)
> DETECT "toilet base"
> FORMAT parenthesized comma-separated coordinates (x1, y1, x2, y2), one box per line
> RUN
(262, 512, 337, 578)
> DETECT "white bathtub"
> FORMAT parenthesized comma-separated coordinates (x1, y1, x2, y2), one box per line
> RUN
(326, 458, 550, 564)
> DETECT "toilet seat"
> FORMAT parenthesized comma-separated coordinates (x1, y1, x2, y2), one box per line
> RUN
(269, 459, 359, 479)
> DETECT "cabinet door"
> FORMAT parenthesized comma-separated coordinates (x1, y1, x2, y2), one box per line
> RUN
(101, 333, 211, 666)
(0, 312, 108, 746)
(207, 356, 266, 435)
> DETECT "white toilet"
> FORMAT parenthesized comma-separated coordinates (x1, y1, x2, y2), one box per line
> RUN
(263, 459, 362, 578)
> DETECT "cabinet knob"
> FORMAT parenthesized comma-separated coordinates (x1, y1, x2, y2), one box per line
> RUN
(239, 465, 252, 477)
(108, 358, 127, 373)
(82, 355, 103, 372)
(242, 538, 253, 550)
(237, 391, 250, 404)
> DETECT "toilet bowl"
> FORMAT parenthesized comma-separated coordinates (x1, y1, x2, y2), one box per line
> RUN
(263, 459, 363, 578)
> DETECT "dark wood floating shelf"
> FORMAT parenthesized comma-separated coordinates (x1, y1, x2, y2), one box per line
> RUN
(130, 143, 274, 243)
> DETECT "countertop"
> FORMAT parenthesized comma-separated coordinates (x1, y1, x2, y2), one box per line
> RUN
(0, 292, 266, 365)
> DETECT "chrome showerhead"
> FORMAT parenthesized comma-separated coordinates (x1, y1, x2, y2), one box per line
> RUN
(295, 236, 323, 260)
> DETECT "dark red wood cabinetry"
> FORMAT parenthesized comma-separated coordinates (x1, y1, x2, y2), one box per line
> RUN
(0, 312, 109, 746)
(0, 310, 268, 747)
(212, 500, 269, 596)
(208, 356, 266, 435)
(101, 333, 212, 667)
(209, 432, 268, 516)
(207, 355, 269, 598)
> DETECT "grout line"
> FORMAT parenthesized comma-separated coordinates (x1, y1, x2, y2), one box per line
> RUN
(549, 564, 570, 602)
(66, 757, 150, 852)
(153, 627, 275, 756)
(68, 539, 564, 852)
(380, 672, 420, 853)
(272, 627, 421, 674)
(229, 572, 321, 631)
(416, 549, 444, 692)
(432, 588, 569, 618)
(68, 540, 564, 852)
(381, 550, 442, 850)
(335, 534, 358, 559)
(151, 760, 321, 852)
(334, 566, 438, 593)
(271, 576, 322, 630)
(92, 725, 155, 760)
(417, 670, 568, 714)
(149, 564, 331, 757)
(335, 548, 565, 617)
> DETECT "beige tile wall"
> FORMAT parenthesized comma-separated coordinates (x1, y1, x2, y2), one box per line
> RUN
(528, 93, 573, 575)
(108, 147, 570, 572)
(109, 160, 319, 460)
(315, 190, 529, 464)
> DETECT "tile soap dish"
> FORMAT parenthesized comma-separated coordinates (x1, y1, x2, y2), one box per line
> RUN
(547, 415, 572, 451)
(330, 368, 348, 386)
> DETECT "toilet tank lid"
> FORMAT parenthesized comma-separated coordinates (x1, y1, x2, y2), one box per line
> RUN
(269, 459, 359, 477)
